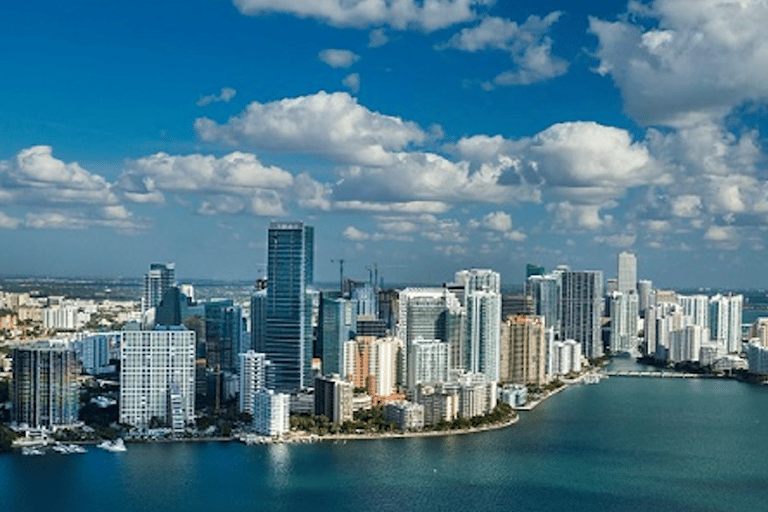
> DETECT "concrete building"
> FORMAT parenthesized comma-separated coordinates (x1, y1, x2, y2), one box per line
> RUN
(253, 388, 290, 436)
(560, 270, 603, 359)
(466, 290, 501, 383)
(499, 315, 547, 387)
(709, 294, 743, 353)
(120, 326, 195, 430)
(526, 273, 560, 334)
(142, 262, 176, 317)
(314, 374, 353, 423)
(551, 339, 582, 376)
(610, 292, 639, 354)
(239, 351, 272, 415)
(414, 384, 459, 425)
(617, 251, 637, 294)
(11, 341, 79, 430)
(384, 401, 424, 431)
(746, 342, 768, 376)
(407, 338, 450, 389)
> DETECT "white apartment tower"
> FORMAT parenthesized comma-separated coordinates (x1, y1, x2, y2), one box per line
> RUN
(610, 292, 639, 354)
(120, 327, 195, 429)
(709, 294, 743, 353)
(239, 351, 271, 415)
(617, 251, 637, 294)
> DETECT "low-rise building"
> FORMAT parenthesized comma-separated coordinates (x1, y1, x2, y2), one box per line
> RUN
(384, 400, 424, 431)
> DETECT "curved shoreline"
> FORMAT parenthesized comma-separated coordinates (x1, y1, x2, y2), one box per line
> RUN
(311, 414, 520, 443)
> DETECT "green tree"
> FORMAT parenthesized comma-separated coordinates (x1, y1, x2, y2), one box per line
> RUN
(0, 426, 18, 453)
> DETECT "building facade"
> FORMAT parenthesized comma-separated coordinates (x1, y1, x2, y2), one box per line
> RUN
(11, 341, 79, 429)
(265, 222, 314, 392)
(120, 327, 195, 429)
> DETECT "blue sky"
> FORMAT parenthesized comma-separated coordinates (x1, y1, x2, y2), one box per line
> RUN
(2, 0, 768, 288)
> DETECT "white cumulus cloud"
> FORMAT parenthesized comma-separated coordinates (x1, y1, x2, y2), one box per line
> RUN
(197, 87, 237, 106)
(232, 0, 492, 32)
(590, 0, 768, 126)
(438, 13, 568, 86)
(319, 49, 360, 68)
(195, 91, 425, 165)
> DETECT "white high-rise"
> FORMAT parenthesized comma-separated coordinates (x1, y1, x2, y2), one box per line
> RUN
(617, 251, 637, 294)
(466, 290, 501, 382)
(407, 338, 450, 389)
(239, 351, 271, 415)
(120, 326, 195, 429)
(610, 292, 639, 354)
(709, 294, 743, 353)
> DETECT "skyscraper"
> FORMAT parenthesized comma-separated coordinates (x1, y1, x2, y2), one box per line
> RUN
(142, 262, 176, 316)
(320, 296, 357, 376)
(265, 222, 314, 392)
(609, 292, 639, 354)
(11, 341, 79, 429)
(617, 251, 637, 294)
(560, 269, 603, 359)
(120, 326, 196, 429)
(709, 294, 743, 353)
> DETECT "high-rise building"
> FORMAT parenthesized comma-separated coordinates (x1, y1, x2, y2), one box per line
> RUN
(407, 338, 450, 389)
(320, 296, 357, 376)
(142, 263, 176, 316)
(202, 298, 234, 371)
(709, 294, 743, 353)
(466, 290, 501, 382)
(526, 274, 560, 333)
(250, 288, 267, 353)
(120, 326, 195, 430)
(253, 389, 290, 436)
(499, 315, 547, 387)
(617, 251, 637, 294)
(637, 279, 653, 316)
(314, 374, 353, 423)
(560, 270, 603, 359)
(610, 292, 639, 354)
(526, 263, 545, 278)
(265, 222, 314, 392)
(239, 351, 272, 415)
(11, 341, 79, 429)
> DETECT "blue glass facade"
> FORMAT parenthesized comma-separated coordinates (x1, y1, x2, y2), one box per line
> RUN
(265, 222, 314, 392)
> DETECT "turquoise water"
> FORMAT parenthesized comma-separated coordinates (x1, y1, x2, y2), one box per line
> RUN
(3, 359, 768, 512)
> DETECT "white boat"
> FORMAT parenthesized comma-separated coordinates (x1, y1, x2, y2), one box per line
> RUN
(98, 439, 127, 452)
(21, 447, 45, 456)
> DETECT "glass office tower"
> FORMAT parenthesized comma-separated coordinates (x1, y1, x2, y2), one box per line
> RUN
(265, 222, 314, 392)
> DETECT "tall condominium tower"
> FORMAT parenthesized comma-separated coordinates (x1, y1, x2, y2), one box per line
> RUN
(609, 292, 639, 354)
(320, 296, 357, 376)
(142, 262, 176, 316)
(526, 274, 561, 333)
(120, 326, 196, 431)
(11, 341, 79, 429)
(466, 290, 501, 383)
(239, 351, 272, 414)
(265, 222, 314, 392)
(617, 251, 637, 294)
(560, 270, 604, 359)
(709, 294, 743, 353)
(499, 315, 547, 387)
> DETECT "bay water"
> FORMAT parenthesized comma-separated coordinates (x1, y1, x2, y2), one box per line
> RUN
(3, 358, 768, 512)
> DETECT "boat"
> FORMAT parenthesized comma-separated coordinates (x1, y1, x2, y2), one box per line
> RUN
(98, 439, 127, 452)
(21, 447, 45, 456)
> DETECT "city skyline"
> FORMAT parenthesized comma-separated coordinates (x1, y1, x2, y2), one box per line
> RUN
(2, 0, 768, 288)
